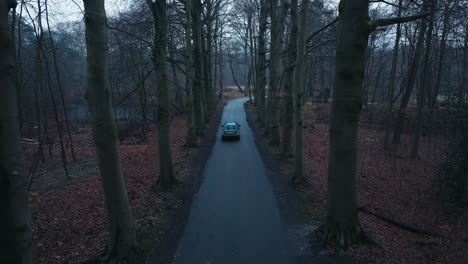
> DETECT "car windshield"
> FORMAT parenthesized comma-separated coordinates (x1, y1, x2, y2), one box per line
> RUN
(224, 124, 238, 130)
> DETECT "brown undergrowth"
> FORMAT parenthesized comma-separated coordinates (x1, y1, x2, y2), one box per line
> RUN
(246, 101, 467, 264)
(25, 95, 237, 263)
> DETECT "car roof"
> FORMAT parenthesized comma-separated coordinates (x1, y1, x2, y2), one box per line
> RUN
(224, 122, 238, 126)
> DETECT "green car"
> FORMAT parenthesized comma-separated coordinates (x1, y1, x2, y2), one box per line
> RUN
(221, 122, 241, 141)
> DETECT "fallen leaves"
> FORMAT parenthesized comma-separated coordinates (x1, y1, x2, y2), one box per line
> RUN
(27, 116, 190, 264)
(300, 104, 468, 264)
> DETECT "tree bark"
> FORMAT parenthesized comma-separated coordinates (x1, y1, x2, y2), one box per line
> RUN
(36, 0, 69, 176)
(44, 0, 76, 162)
(147, 0, 175, 187)
(246, 12, 253, 103)
(204, 0, 215, 113)
(321, 0, 370, 248)
(266, 0, 287, 146)
(393, 4, 428, 145)
(411, 0, 435, 158)
(83, 1, 137, 261)
(218, 23, 224, 100)
(192, 0, 206, 135)
(185, 0, 197, 147)
(255, 0, 268, 124)
(280, 0, 298, 157)
(292, 0, 308, 182)
(383, 0, 403, 151)
(0, 1, 32, 263)
(431, 1, 450, 108)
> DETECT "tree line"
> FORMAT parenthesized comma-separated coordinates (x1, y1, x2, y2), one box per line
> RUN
(1, 0, 468, 262)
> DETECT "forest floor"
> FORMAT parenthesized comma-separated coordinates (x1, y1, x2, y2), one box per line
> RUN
(25, 90, 243, 264)
(245, 102, 468, 264)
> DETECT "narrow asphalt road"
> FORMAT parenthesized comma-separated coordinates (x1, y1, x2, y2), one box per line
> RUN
(173, 98, 294, 264)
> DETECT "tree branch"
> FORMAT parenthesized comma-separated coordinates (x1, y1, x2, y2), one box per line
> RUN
(369, 13, 429, 32)
(305, 17, 338, 45)
(370, 0, 406, 9)
(358, 207, 446, 238)
(108, 26, 153, 47)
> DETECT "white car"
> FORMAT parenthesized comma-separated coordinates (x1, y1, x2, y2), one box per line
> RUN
(221, 122, 241, 141)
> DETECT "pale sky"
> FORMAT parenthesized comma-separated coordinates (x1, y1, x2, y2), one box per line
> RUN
(30, 0, 130, 25)
(25, 0, 392, 28)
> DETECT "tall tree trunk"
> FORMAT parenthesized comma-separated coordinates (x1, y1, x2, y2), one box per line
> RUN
(362, 34, 376, 111)
(204, 0, 215, 113)
(218, 24, 224, 100)
(280, 0, 298, 156)
(431, 0, 450, 109)
(213, 19, 218, 104)
(393, 5, 428, 145)
(246, 12, 253, 103)
(411, 0, 435, 158)
(461, 25, 468, 106)
(44, 0, 76, 162)
(320, 0, 370, 248)
(249, 16, 256, 106)
(255, 0, 268, 124)
(0, 1, 32, 263)
(192, 0, 206, 134)
(36, 0, 69, 175)
(292, 0, 308, 182)
(34, 40, 44, 161)
(266, 0, 287, 146)
(185, 0, 197, 147)
(83, 1, 137, 261)
(15, 0, 24, 135)
(147, 0, 175, 187)
(383, 0, 403, 151)
(40, 42, 69, 176)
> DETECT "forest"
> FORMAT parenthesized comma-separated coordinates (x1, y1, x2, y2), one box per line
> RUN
(0, 0, 467, 263)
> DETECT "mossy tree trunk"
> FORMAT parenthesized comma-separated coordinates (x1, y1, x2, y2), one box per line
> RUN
(83, 0, 137, 261)
(0, 1, 32, 263)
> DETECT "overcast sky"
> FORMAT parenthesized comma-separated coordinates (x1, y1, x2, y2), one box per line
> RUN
(27, 0, 394, 28)
(37, 0, 129, 25)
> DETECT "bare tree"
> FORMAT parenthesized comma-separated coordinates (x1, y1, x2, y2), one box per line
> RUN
(255, 0, 268, 124)
(266, 0, 288, 146)
(316, 0, 427, 248)
(185, 0, 197, 147)
(292, 0, 308, 182)
(384, 0, 403, 151)
(83, 0, 137, 261)
(0, 0, 32, 263)
(280, 0, 299, 156)
(147, 0, 176, 187)
(393, 1, 429, 146)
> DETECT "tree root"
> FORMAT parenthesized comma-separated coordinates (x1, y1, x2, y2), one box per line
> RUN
(311, 223, 365, 253)
(358, 206, 446, 238)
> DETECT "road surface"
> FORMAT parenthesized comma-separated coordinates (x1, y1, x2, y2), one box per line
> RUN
(173, 98, 294, 264)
